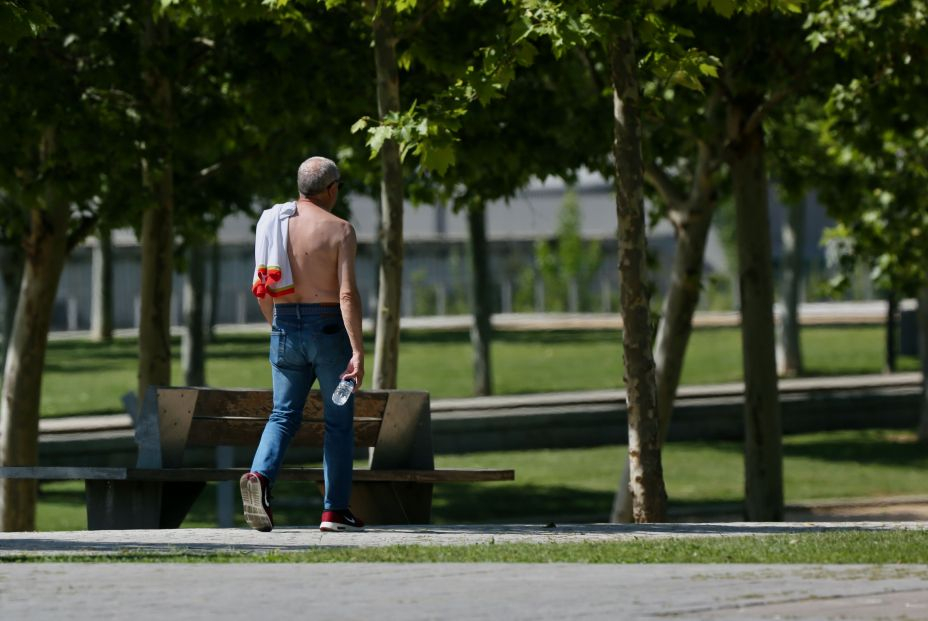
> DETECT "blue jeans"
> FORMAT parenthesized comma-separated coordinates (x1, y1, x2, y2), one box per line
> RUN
(250, 303, 354, 511)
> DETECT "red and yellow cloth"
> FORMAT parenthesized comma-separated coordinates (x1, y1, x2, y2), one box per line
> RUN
(252, 202, 296, 298)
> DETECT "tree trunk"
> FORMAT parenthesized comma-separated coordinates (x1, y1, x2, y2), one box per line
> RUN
(182, 243, 206, 386)
(780, 196, 805, 377)
(370, 1, 404, 390)
(728, 100, 783, 522)
(137, 5, 175, 403)
(916, 287, 928, 443)
(0, 244, 24, 380)
(610, 149, 717, 522)
(90, 226, 114, 343)
(610, 23, 666, 523)
(467, 207, 493, 396)
(207, 240, 220, 342)
(138, 204, 174, 401)
(885, 292, 898, 373)
(1, 132, 71, 530)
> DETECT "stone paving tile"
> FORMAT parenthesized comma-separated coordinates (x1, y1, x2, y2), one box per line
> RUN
(2, 563, 928, 620)
(0, 521, 925, 557)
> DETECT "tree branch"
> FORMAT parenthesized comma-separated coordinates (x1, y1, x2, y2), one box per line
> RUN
(688, 86, 724, 206)
(397, 0, 444, 42)
(644, 161, 686, 210)
(67, 214, 99, 253)
(575, 47, 606, 94)
(743, 85, 792, 137)
(194, 129, 289, 185)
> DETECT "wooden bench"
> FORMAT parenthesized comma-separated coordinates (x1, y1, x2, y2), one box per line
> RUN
(0, 387, 514, 529)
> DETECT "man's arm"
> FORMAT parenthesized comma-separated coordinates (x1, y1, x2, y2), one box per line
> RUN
(337, 223, 364, 389)
(257, 295, 273, 326)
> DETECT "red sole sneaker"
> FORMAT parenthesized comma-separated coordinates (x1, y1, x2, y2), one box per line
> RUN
(319, 521, 364, 532)
(319, 510, 364, 532)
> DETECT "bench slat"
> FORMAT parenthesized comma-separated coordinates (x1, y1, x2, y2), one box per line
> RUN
(193, 388, 391, 421)
(0, 466, 514, 484)
(186, 417, 382, 448)
(0, 466, 128, 480)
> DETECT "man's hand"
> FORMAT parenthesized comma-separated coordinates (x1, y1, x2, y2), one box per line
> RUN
(340, 353, 364, 392)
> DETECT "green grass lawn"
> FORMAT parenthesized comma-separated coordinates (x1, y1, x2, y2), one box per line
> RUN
(39, 325, 918, 417)
(8, 531, 928, 564)
(30, 324, 926, 534)
(35, 429, 928, 531)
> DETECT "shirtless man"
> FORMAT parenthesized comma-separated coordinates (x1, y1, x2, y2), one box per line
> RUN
(240, 156, 365, 532)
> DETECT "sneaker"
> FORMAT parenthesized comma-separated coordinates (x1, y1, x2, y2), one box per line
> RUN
(320, 509, 365, 532)
(240, 472, 274, 532)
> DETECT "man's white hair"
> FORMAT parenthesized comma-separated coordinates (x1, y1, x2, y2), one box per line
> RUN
(297, 156, 339, 196)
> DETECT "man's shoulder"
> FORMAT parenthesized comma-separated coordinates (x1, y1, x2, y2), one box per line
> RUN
(320, 211, 355, 235)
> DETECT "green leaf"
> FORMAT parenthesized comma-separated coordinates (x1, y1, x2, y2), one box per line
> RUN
(698, 63, 718, 78)
(672, 70, 705, 92)
(350, 118, 369, 134)
(710, 0, 737, 18)
(367, 125, 393, 157)
(421, 144, 455, 176)
(398, 50, 414, 71)
(806, 31, 828, 51)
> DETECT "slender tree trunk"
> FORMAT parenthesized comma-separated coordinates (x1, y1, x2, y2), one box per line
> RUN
(138, 204, 174, 401)
(885, 292, 898, 373)
(916, 287, 928, 442)
(467, 207, 493, 396)
(0, 245, 24, 379)
(90, 226, 114, 343)
(780, 196, 805, 377)
(207, 240, 220, 342)
(728, 100, 783, 522)
(182, 243, 206, 386)
(1, 129, 71, 530)
(610, 149, 718, 522)
(370, 0, 404, 390)
(610, 23, 666, 523)
(138, 5, 175, 402)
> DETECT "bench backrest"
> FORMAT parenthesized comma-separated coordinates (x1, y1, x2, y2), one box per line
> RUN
(135, 387, 433, 471)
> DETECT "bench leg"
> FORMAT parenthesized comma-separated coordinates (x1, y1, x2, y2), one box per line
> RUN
(315, 482, 432, 525)
(85, 480, 206, 529)
(86, 480, 162, 530)
(159, 481, 207, 529)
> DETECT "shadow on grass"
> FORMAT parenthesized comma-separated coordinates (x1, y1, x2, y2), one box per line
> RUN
(44, 361, 133, 373)
(433, 485, 743, 524)
(432, 483, 614, 523)
(395, 329, 622, 346)
(802, 365, 921, 377)
(782, 434, 928, 467)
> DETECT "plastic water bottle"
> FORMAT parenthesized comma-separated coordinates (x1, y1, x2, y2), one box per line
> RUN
(332, 378, 355, 406)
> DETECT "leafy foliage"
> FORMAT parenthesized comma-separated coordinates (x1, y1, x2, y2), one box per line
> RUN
(804, 1, 928, 294)
(0, 0, 54, 44)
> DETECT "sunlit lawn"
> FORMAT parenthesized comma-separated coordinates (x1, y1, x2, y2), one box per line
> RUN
(39, 325, 917, 417)
(11, 531, 928, 564)
(33, 324, 924, 531)
(36, 429, 928, 530)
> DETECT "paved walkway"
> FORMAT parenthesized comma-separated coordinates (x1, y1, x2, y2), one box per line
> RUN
(3, 562, 928, 620)
(2, 523, 927, 620)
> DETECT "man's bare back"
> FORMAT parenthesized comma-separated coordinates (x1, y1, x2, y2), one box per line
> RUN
(253, 156, 363, 389)
(273, 202, 352, 305)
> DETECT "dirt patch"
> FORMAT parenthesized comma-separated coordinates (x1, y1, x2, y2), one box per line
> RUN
(670, 497, 928, 523)
(790, 502, 928, 522)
